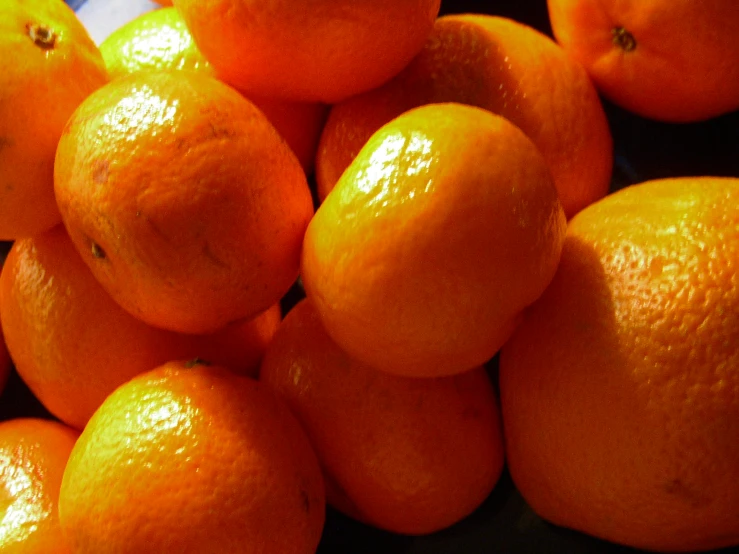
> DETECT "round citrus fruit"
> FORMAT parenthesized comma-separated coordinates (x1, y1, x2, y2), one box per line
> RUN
(59, 360, 325, 553)
(260, 299, 505, 535)
(54, 70, 314, 335)
(547, 0, 739, 122)
(99, 6, 327, 174)
(500, 176, 739, 551)
(316, 14, 613, 218)
(0, 418, 79, 554)
(172, 0, 442, 102)
(0, 0, 108, 239)
(302, 102, 566, 378)
(0, 224, 281, 430)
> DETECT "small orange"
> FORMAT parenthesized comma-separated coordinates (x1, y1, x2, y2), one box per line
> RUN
(59, 360, 325, 554)
(0, 418, 79, 554)
(259, 299, 505, 535)
(499, 176, 739, 551)
(172, 0, 442, 102)
(54, 70, 314, 335)
(0, 224, 281, 430)
(99, 6, 328, 174)
(0, 0, 108, 239)
(315, 14, 613, 218)
(547, 0, 739, 122)
(99, 7, 211, 79)
(302, 102, 566, 378)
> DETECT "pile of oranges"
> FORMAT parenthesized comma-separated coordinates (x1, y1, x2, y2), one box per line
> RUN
(0, 0, 737, 552)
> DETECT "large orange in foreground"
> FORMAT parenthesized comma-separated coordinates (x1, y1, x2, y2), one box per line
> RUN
(260, 299, 505, 535)
(0, 225, 281, 430)
(547, 0, 739, 122)
(59, 361, 325, 554)
(172, 0, 441, 102)
(0, 418, 78, 554)
(54, 70, 313, 335)
(0, 0, 108, 239)
(302, 103, 566, 378)
(500, 176, 739, 552)
(316, 14, 612, 218)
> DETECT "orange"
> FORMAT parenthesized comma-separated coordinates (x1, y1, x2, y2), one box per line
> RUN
(99, 7, 328, 174)
(171, 0, 442, 103)
(259, 298, 505, 535)
(54, 70, 314, 335)
(547, 0, 739, 122)
(99, 7, 211, 79)
(0, 224, 281, 430)
(315, 14, 613, 218)
(249, 95, 328, 176)
(301, 103, 566, 378)
(0, 418, 79, 554)
(499, 176, 739, 552)
(0, 0, 108, 240)
(59, 360, 325, 553)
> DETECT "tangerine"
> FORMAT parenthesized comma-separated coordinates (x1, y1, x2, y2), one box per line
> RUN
(302, 102, 566, 377)
(59, 360, 325, 553)
(500, 176, 739, 551)
(547, 0, 739, 121)
(0, 0, 108, 239)
(260, 299, 505, 535)
(172, 0, 441, 102)
(0, 224, 281, 430)
(54, 70, 313, 334)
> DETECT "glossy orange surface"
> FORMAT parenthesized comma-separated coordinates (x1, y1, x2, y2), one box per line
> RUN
(59, 362, 326, 553)
(54, 70, 313, 334)
(0, 0, 108, 239)
(316, 13, 612, 218)
(303, 103, 566, 378)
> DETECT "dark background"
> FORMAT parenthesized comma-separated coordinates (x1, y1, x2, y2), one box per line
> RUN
(3, 0, 738, 552)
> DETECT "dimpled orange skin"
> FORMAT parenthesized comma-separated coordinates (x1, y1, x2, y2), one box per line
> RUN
(0, 225, 281, 430)
(499, 177, 739, 552)
(59, 361, 326, 554)
(54, 70, 314, 335)
(316, 14, 613, 218)
(0, 0, 108, 240)
(260, 299, 505, 535)
(172, 0, 441, 103)
(0, 418, 79, 554)
(302, 102, 566, 378)
(99, 7, 328, 174)
(547, 0, 739, 122)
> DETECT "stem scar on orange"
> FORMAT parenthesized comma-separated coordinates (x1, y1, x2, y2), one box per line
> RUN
(547, 0, 739, 122)
(0, 0, 108, 240)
